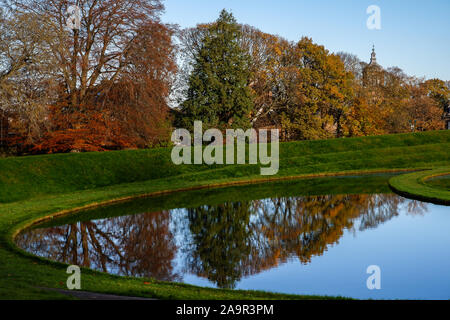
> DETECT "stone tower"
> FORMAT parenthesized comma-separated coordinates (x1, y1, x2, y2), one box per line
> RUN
(444, 103, 450, 130)
(363, 46, 384, 87)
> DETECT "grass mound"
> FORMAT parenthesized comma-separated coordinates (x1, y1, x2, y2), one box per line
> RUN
(425, 174, 450, 190)
(389, 167, 450, 205)
(1, 130, 449, 203)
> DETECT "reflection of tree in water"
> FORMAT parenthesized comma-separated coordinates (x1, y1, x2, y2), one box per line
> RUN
(358, 194, 427, 230)
(185, 202, 252, 289)
(17, 193, 427, 289)
(185, 194, 426, 288)
(16, 211, 181, 281)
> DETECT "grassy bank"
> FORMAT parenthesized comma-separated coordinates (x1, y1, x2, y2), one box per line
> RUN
(2, 130, 449, 204)
(425, 174, 450, 190)
(389, 167, 450, 205)
(1, 130, 450, 299)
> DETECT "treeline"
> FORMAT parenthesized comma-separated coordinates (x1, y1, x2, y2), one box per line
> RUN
(0, 3, 449, 155)
(1, 0, 176, 154)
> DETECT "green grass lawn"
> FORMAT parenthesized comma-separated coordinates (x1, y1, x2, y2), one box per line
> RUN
(1, 130, 449, 300)
(425, 174, 450, 190)
(389, 167, 450, 205)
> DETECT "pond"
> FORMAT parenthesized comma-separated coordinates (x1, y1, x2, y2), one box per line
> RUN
(16, 174, 450, 300)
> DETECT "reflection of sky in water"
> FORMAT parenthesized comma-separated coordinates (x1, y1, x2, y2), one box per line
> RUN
(173, 201, 450, 300)
(238, 203, 450, 300)
(17, 195, 450, 300)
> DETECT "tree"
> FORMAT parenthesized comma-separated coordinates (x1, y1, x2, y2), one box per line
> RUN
(6, 0, 166, 107)
(175, 23, 291, 131)
(179, 10, 254, 131)
(404, 81, 444, 131)
(280, 38, 354, 140)
(340, 93, 383, 137)
(423, 79, 450, 112)
(3, 0, 176, 153)
(375, 67, 410, 133)
(336, 51, 364, 81)
(240, 25, 292, 130)
(0, 9, 58, 149)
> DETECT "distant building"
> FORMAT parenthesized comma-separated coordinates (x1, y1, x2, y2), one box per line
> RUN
(362, 46, 384, 87)
(444, 104, 450, 130)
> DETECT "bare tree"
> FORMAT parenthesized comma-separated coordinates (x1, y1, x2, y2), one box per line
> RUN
(336, 51, 364, 81)
(4, 0, 166, 108)
(0, 8, 58, 145)
(2, 0, 176, 151)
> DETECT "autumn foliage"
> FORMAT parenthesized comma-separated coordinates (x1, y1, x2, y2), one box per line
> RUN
(32, 103, 129, 153)
(1, 6, 449, 155)
(2, 0, 176, 154)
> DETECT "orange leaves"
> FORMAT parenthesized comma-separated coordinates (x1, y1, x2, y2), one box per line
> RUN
(2, 0, 176, 155)
(32, 105, 134, 154)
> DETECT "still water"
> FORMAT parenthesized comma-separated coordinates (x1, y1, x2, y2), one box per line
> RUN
(16, 176, 450, 299)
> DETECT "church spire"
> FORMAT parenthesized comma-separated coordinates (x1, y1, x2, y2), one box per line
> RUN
(363, 45, 383, 87)
(370, 45, 377, 65)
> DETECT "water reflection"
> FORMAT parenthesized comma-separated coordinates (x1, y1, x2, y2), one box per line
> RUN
(18, 211, 181, 282)
(17, 193, 426, 289)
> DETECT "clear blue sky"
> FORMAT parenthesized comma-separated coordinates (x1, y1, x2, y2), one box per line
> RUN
(161, 0, 450, 81)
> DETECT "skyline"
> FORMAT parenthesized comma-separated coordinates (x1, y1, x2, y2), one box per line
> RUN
(162, 0, 450, 81)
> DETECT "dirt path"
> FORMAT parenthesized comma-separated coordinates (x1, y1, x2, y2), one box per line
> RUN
(38, 287, 155, 300)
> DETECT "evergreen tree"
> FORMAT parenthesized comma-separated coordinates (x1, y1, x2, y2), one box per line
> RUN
(180, 10, 254, 131)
